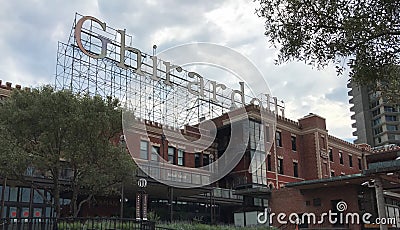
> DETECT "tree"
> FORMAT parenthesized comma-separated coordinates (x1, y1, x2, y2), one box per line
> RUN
(255, 0, 400, 102)
(0, 87, 135, 217)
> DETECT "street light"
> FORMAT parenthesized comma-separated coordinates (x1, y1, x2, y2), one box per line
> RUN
(119, 135, 126, 219)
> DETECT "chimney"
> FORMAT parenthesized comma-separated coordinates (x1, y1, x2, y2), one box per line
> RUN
(6, 82, 12, 90)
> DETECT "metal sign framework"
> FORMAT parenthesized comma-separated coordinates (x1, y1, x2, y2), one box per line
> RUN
(55, 13, 280, 128)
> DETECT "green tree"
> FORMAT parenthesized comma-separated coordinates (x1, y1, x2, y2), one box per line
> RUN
(256, 0, 400, 101)
(0, 87, 135, 217)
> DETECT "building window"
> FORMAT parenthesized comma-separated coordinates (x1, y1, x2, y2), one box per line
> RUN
(177, 149, 184, 166)
(265, 126, 270, 143)
(293, 162, 298, 177)
(320, 136, 326, 149)
(20, 188, 30, 203)
(291, 136, 296, 151)
(203, 154, 210, 166)
(384, 106, 396, 112)
(33, 189, 45, 204)
(168, 147, 175, 164)
(195, 153, 201, 168)
(9, 187, 18, 202)
(330, 171, 335, 177)
(151, 146, 160, 161)
(387, 125, 398, 131)
(140, 141, 148, 160)
(373, 127, 383, 135)
(358, 158, 362, 170)
(249, 120, 265, 150)
(349, 155, 353, 167)
(251, 151, 267, 185)
(372, 109, 380, 117)
(276, 131, 282, 147)
(278, 158, 284, 174)
(267, 154, 272, 171)
(329, 148, 333, 162)
(372, 117, 381, 126)
(388, 134, 396, 140)
(313, 198, 321, 207)
(385, 115, 397, 122)
(339, 152, 344, 165)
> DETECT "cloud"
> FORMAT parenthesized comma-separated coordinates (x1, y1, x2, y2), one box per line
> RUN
(0, 0, 354, 141)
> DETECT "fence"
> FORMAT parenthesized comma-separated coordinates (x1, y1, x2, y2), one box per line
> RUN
(0, 217, 173, 230)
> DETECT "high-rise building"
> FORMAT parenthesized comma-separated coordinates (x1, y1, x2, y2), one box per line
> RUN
(348, 81, 400, 147)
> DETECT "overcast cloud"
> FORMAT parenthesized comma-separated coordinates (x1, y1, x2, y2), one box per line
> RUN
(0, 0, 355, 141)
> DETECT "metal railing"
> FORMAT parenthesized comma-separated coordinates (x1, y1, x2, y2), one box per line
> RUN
(0, 217, 174, 230)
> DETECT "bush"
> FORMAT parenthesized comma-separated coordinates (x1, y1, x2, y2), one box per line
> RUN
(158, 222, 276, 230)
(57, 220, 141, 230)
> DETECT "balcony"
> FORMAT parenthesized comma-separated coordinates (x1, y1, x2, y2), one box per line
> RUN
(212, 187, 243, 200)
(135, 161, 212, 187)
(347, 90, 353, 96)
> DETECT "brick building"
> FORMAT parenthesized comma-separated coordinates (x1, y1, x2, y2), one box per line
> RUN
(1, 80, 399, 229)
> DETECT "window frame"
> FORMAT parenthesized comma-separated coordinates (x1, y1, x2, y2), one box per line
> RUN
(177, 149, 184, 166)
(151, 146, 160, 162)
(291, 135, 297, 151)
(194, 153, 201, 168)
(329, 148, 333, 162)
(277, 158, 284, 174)
(276, 131, 282, 147)
(293, 161, 298, 177)
(339, 151, 344, 165)
(168, 146, 176, 165)
(140, 140, 149, 160)
(348, 155, 353, 167)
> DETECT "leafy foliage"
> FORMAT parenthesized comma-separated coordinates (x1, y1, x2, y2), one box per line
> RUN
(0, 86, 135, 217)
(256, 0, 400, 101)
(159, 222, 276, 230)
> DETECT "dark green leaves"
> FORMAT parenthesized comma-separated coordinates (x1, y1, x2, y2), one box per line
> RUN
(256, 0, 400, 101)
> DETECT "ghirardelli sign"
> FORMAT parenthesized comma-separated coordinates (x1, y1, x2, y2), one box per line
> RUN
(74, 15, 279, 111)
(72, 15, 278, 188)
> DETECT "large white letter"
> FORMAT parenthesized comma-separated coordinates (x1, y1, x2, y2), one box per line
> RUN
(75, 16, 110, 59)
(117, 30, 143, 75)
(150, 56, 160, 81)
(162, 61, 182, 86)
(230, 82, 245, 108)
(187, 72, 204, 97)
(210, 81, 226, 102)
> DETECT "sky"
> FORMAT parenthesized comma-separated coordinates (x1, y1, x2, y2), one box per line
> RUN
(0, 0, 355, 141)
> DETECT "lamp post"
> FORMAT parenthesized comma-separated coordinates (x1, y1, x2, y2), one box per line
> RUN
(120, 184, 124, 219)
(136, 178, 148, 221)
(119, 135, 126, 219)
